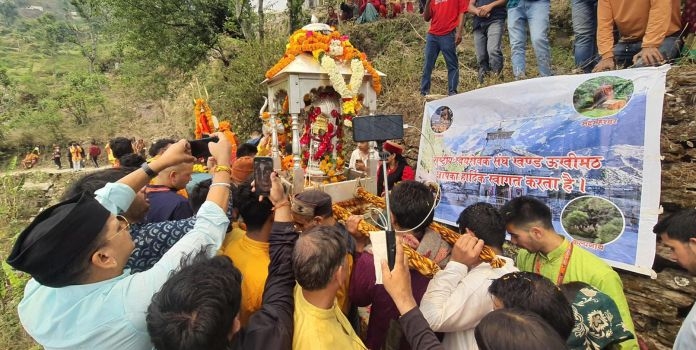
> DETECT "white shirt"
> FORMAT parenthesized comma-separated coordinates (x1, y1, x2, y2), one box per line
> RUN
(348, 148, 378, 171)
(675, 303, 696, 350)
(419, 257, 518, 350)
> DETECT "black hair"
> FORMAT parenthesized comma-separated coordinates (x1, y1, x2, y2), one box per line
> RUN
(236, 143, 258, 158)
(119, 153, 147, 168)
(62, 167, 137, 200)
(389, 181, 434, 238)
(475, 308, 569, 350)
(293, 225, 346, 290)
(457, 202, 506, 250)
(234, 180, 273, 232)
(189, 179, 212, 214)
(109, 137, 135, 159)
(149, 138, 176, 157)
(147, 249, 242, 350)
(559, 281, 591, 303)
(488, 271, 573, 340)
(653, 208, 696, 242)
(500, 196, 553, 230)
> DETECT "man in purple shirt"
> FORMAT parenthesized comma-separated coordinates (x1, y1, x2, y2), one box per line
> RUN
(348, 181, 450, 350)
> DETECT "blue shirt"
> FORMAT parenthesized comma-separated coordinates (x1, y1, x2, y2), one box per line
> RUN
(145, 185, 194, 223)
(675, 303, 696, 350)
(17, 182, 229, 350)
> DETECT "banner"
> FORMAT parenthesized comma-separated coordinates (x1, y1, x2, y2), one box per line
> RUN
(416, 66, 668, 276)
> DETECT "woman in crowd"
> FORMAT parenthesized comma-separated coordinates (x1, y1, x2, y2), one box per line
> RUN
(377, 140, 415, 195)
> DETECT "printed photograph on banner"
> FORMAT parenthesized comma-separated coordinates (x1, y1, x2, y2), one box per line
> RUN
(573, 76, 634, 118)
(415, 68, 667, 271)
(561, 195, 626, 245)
(430, 106, 454, 133)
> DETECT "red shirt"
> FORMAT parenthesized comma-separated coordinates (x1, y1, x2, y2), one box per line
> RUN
(428, 0, 467, 35)
(89, 145, 101, 157)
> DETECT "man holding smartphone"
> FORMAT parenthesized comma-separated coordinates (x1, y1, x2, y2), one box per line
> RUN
(349, 142, 378, 173)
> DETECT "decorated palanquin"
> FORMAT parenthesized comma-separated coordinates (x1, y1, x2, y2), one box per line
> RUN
(333, 187, 507, 278)
(262, 19, 385, 192)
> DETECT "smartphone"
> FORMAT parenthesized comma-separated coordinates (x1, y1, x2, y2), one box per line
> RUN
(352, 115, 404, 142)
(254, 157, 273, 196)
(189, 136, 219, 158)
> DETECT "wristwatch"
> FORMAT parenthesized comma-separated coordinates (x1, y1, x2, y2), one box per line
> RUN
(141, 162, 158, 178)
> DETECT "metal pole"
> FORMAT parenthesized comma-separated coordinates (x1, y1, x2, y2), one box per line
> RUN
(377, 141, 396, 269)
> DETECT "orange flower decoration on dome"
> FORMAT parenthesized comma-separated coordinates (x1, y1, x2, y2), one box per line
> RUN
(265, 28, 381, 96)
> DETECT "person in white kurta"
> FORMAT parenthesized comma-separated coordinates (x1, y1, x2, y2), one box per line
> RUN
(420, 203, 518, 349)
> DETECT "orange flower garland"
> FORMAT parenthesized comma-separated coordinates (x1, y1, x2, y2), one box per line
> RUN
(265, 28, 381, 95)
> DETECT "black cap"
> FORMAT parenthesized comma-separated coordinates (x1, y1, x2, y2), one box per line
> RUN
(7, 192, 112, 287)
(292, 190, 333, 218)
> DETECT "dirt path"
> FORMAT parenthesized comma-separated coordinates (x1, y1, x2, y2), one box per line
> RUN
(3, 164, 111, 176)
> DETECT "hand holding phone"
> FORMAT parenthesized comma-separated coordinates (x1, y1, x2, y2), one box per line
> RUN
(254, 157, 274, 196)
(189, 136, 220, 159)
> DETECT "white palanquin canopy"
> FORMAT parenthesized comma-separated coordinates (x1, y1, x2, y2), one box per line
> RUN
(263, 53, 386, 115)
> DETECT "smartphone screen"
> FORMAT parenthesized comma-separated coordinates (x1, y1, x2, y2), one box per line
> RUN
(189, 136, 219, 158)
(254, 157, 273, 196)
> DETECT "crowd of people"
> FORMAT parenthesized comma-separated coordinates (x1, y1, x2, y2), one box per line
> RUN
(324, 0, 692, 94)
(7, 132, 696, 350)
(20, 137, 151, 171)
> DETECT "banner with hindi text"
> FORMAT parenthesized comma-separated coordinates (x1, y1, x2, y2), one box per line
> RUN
(415, 66, 669, 276)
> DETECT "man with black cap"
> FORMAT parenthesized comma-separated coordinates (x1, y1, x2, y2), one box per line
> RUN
(292, 189, 357, 321)
(7, 135, 233, 350)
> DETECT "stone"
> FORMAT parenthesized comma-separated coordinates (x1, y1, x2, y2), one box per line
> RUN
(21, 182, 53, 192)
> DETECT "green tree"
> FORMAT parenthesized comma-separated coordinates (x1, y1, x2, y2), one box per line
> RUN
(596, 217, 624, 243)
(67, 0, 110, 72)
(288, 0, 305, 33)
(58, 72, 107, 125)
(0, 1, 18, 26)
(563, 210, 590, 237)
(105, 0, 235, 71)
(34, 14, 74, 55)
(257, 0, 264, 39)
(228, 0, 255, 39)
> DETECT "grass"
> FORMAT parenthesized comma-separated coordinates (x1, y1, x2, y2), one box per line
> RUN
(0, 173, 37, 350)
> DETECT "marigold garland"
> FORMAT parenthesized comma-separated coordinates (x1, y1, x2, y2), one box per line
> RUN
(265, 28, 381, 95)
(192, 164, 208, 173)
